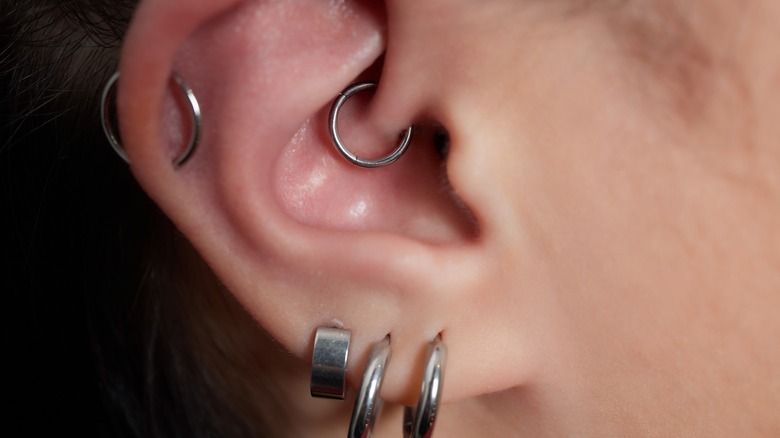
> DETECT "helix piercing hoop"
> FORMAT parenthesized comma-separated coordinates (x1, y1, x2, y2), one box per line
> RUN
(328, 82, 413, 168)
(349, 336, 392, 438)
(310, 327, 352, 399)
(403, 336, 446, 438)
(100, 71, 202, 167)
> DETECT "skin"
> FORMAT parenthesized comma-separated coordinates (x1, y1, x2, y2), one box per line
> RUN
(118, 0, 780, 435)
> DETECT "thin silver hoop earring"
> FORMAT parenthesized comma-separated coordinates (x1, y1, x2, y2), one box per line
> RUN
(310, 327, 352, 400)
(349, 336, 392, 438)
(100, 71, 202, 167)
(328, 81, 413, 168)
(403, 336, 446, 438)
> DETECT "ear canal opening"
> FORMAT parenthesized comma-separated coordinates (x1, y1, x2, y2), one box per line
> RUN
(433, 125, 451, 161)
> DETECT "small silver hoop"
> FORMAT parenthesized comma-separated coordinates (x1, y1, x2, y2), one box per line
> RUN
(100, 71, 202, 167)
(310, 327, 352, 399)
(404, 336, 446, 438)
(328, 82, 413, 168)
(349, 336, 392, 438)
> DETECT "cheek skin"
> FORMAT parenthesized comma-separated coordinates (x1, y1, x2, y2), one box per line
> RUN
(520, 23, 779, 436)
(428, 7, 780, 434)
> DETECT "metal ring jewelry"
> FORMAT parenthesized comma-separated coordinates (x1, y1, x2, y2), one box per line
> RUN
(310, 327, 352, 399)
(100, 71, 202, 167)
(403, 336, 447, 438)
(328, 81, 413, 168)
(349, 336, 392, 438)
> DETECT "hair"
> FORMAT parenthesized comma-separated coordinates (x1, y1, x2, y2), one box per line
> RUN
(1, 1, 291, 436)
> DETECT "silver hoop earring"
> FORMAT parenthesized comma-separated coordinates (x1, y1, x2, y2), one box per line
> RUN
(349, 336, 392, 438)
(310, 327, 352, 399)
(404, 336, 446, 438)
(100, 71, 202, 167)
(328, 81, 413, 168)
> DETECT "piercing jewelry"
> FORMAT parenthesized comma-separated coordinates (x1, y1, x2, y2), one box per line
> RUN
(329, 82, 413, 168)
(310, 327, 352, 399)
(403, 336, 446, 438)
(349, 336, 392, 438)
(100, 71, 202, 167)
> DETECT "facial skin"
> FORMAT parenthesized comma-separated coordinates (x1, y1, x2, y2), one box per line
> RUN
(370, 1, 780, 435)
(118, 0, 780, 435)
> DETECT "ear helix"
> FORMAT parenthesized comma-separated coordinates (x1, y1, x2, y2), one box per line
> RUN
(100, 71, 201, 167)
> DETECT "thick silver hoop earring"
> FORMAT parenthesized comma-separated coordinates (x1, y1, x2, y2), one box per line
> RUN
(403, 336, 446, 438)
(328, 81, 413, 168)
(100, 71, 202, 167)
(349, 336, 391, 438)
(310, 327, 352, 399)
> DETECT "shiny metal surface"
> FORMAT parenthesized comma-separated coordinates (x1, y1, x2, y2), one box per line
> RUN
(100, 71, 201, 167)
(349, 336, 392, 438)
(328, 81, 413, 168)
(404, 336, 446, 438)
(310, 327, 351, 399)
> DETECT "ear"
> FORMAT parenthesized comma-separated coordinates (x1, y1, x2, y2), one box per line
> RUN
(117, 0, 528, 404)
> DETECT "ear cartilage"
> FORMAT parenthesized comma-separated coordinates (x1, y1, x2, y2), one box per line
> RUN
(403, 335, 447, 438)
(328, 81, 413, 168)
(310, 326, 352, 399)
(349, 336, 392, 438)
(100, 71, 202, 168)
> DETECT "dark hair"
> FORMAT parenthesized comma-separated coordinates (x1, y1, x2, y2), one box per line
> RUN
(1, 1, 289, 436)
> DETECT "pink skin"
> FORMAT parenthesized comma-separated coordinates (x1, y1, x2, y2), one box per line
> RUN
(274, 104, 475, 243)
(119, 0, 780, 435)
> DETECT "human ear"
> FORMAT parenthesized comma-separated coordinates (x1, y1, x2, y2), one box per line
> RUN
(116, 0, 529, 405)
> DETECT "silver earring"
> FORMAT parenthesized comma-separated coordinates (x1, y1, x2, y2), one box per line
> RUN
(349, 336, 392, 438)
(310, 327, 352, 399)
(100, 71, 202, 167)
(328, 81, 413, 168)
(403, 336, 446, 438)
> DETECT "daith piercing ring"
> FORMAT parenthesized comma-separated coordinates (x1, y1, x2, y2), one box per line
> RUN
(328, 81, 413, 168)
